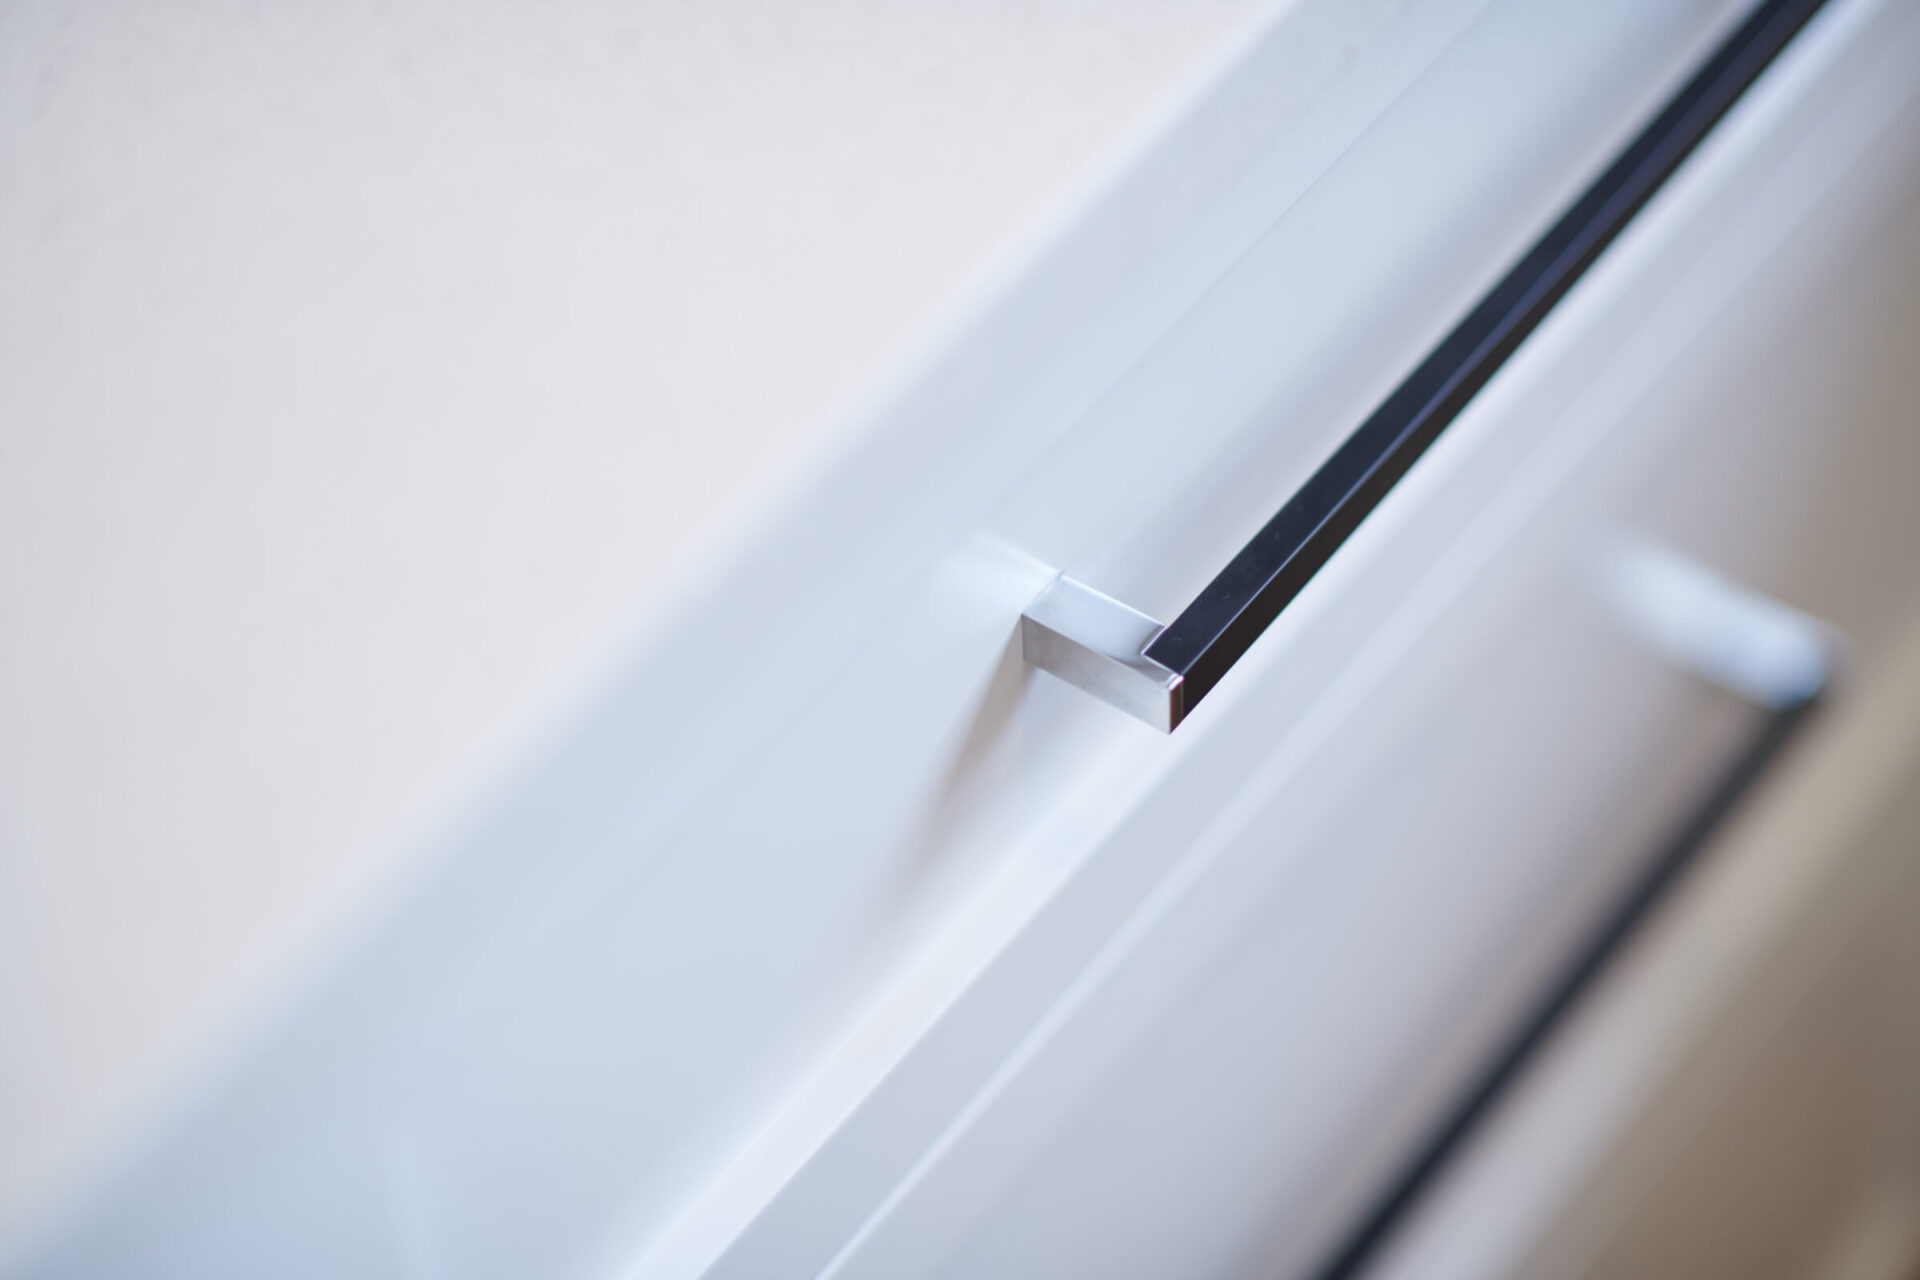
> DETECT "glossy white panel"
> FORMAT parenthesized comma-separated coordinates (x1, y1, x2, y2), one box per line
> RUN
(818, 0, 1920, 1274)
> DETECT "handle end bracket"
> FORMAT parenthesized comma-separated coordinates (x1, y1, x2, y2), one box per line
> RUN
(1021, 575, 1185, 731)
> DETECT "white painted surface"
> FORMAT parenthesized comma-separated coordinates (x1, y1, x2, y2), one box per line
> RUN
(0, 0, 1274, 1247)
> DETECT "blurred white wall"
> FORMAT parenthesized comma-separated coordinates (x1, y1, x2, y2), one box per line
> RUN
(0, 0, 1268, 1247)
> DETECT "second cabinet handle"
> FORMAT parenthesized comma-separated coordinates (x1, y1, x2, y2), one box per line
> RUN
(1305, 547, 1838, 1280)
(1022, 0, 1833, 731)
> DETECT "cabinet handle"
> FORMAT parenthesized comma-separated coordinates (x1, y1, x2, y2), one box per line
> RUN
(1022, 0, 1833, 731)
(1306, 543, 1839, 1280)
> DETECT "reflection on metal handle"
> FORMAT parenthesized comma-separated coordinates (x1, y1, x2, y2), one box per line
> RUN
(1306, 546, 1841, 1280)
(1021, 0, 1832, 731)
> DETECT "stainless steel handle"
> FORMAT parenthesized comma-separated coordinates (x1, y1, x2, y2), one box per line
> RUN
(1022, 0, 1833, 731)
(1308, 543, 1840, 1280)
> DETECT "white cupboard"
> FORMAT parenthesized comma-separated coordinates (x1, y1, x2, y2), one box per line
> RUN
(8, 0, 1920, 1277)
